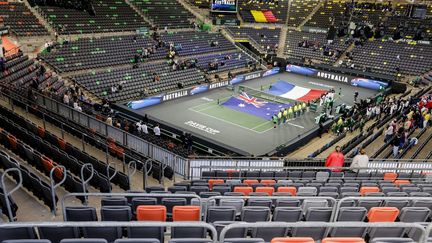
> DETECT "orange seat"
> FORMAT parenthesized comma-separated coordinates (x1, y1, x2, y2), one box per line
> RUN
(57, 138, 66, 150)
(384, 172, 398, 181)
(256, 186, 275, 196)
(172, 206, 200, 221)
(208, 179, 224, 190)
(322, 238, 366, 243)
(234, 186, 253, 196)
(7, 134, 17, 150)
(244, 179, 259, 186)
(261, 179, 276, 186)
(394, 180, 410, 186)
(359, 187, 380, 196)
(367, 207, 399, 222)
(137, 205, 166, 221)
(37, 126, 45, 138)
(277, 187, 297, 196)
(271, 237, 315, 243)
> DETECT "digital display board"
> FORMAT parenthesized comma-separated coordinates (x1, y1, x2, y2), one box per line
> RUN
(211, 0, 237, 13)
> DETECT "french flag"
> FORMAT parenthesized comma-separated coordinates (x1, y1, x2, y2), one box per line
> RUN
(267, 81, 327, 102)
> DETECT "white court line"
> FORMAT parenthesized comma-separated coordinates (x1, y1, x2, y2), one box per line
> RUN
(287, 122, 305, 129)
(251, 121, 271, 130)
(189, 107, 273, 134)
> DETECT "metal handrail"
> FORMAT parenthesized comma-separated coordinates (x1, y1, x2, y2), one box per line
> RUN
(207, 195, 337, 223)
(80, 163, 94, 205)
(219, 222, 427, 243)
(49, 165, 67, 216)
(0, 221, 218, 243)
(106, 162, 118, 193)
(335, 196, 432, 221)
(0, 168, 22, 222)
(61, 192, 203, 221)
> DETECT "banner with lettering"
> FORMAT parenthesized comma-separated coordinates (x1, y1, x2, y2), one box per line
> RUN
(127, 68, 280, 110)
(286, 64, 388, 91)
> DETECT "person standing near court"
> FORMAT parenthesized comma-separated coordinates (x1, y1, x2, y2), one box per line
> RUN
(272, 114, 278, 128)
(288, 106, 293, 119)
(277, 110, 283, 125)
(325, 146, 345, 172)
(283, 108, 288, 123)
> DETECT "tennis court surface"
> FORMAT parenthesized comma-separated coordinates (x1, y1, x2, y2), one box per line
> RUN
(125, 73, 377, 156)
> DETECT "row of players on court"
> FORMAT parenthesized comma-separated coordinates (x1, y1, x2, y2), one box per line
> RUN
(272, 102, 307, 127)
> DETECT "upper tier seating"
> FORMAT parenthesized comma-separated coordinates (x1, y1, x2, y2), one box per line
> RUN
(349, 39, 432, 76)
(287, 0, 319, 27)
(130, 0, 194, 29)
(159, 31, 237, 56)
(238, 0, 288, 23)
(304, 0, 347, 28)
(38, 35, 166, 73)
(284, 30, 349, 64)
(0, 2, 49, 36)
(195, 51, 251, 73)
(0, 53, 67, 98)
(36, 0, 148, 34)
(72, 62, 205, 102)
(228, 27, 280, 50)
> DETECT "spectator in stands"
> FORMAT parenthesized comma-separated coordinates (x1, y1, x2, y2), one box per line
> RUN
(106, 116, 113, 126)
(154, 124, 161, 136)
(141, 123, 148, 135)
(392, 132, 402, 158)
(325, 146, 345, 172)
(63, 92, 70, 105)
(350, 148, 369, 172)
(0, 57, 5, 72)
(384, 124, 394, 143)
(73, 100, 82, 112)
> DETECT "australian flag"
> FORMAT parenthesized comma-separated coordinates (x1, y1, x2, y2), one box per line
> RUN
(222, 92, 291, 120)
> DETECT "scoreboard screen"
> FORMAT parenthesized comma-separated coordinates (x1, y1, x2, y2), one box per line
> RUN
(211, 0, 237, 13)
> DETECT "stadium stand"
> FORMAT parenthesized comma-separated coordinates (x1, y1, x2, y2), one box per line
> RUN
(130, 0, 195, 29)
(346, 39, 432, 76)
(287, 0, 319, 27)
(35, 0, 148, 34)
(0, 1, 49, 36)
(2, 1, 432, 242)
(284, 30, 349, 64)
(227, 27, 280, 51)
(72, 62, 205, 102)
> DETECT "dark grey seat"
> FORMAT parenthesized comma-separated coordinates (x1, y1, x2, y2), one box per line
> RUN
(223, 239, 265, 243)
(272, 207, 302, 222)
(114, 239, 160, 243)
(207, 206, 236, 223)
(60, 239, 108, 243)
(168, 239, 211, 243)
(101, 197, 128, 206)
(65, 206, 97, 221)
(101, 206, 132, 221)
(38, 227, 80, 243)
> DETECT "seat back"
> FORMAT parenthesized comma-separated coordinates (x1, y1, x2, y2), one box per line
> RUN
(322, 238, 366, 243)
(172, 206, 200, 221)
(367, 207, 399, 222)
(271, 238, 314, 243)
(241, 206, 270, 222)
(65, 206, 97, 221)
(101, 206, 132, 221)
(136, 205, 166, 221)
(273, 207, 302, 222)
(234, 186, 253, 196)
(255, 187, 275, 196)
(207, 206, 236, 223)
(359, 187, 380, 196)
(277, 187, 297, 196)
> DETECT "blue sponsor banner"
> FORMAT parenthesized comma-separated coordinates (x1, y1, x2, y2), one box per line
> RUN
(127, 68, 280, 110)
(286, 64, 388, 91)
(229, 67, 280, 85)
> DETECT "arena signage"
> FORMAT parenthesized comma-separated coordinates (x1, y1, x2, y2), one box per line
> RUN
(286, 64, 389, 91)
(127, 68, 280, 110)
(316, 71, 349, 83)
(184, 120, 220, 135)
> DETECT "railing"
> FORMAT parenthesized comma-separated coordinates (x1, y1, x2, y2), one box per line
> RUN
(8, 91, 190, 178)
(190, 163, 432, 179)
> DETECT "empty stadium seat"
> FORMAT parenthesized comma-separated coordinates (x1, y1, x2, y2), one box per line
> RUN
(136, 205, 166, 221)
